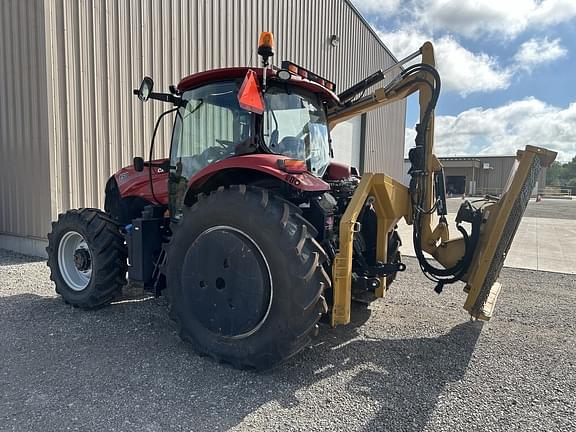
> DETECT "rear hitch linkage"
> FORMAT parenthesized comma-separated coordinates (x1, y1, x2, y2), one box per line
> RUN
(353, 261, 407, 291)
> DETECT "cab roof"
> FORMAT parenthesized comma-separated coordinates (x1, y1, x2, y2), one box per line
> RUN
(177, 67, 340, 107)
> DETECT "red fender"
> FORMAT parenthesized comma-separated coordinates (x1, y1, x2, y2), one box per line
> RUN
(187, 154, 330, 192)
(114, 154, 330, 206)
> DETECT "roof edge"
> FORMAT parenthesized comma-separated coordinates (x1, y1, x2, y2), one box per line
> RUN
(343, 0, 399, 63)
(404, 155, 523, 161)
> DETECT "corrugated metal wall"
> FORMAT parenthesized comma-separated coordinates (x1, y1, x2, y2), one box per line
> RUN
(477, 157, 517, 194)
(364, 103, 405, 173)
(43, 0, 405, 217)
(0, 0, 51, 239)
(439, 156, 548, 195)
(475, 156, 547, 195)
(1, 0, 406, 243)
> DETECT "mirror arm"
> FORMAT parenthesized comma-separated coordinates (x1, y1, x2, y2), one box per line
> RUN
(134, 158, 175, 172)
(145, 160, 176, 170)
(149, 92, 178, 104)
(132, 89, 186, 106)
(159, 160, 176, 171)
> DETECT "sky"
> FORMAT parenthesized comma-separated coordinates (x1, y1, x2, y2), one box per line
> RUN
(351, 0, 576, 162)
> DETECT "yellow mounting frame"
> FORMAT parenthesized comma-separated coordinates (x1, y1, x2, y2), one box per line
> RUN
(331, 174, 411, 326)
(329, 42, 444, 326)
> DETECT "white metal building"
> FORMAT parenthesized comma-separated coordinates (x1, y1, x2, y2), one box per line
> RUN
(0, 0, 406, 257)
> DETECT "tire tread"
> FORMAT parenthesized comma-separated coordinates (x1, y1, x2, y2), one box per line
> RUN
(46, 208, 128, 309)
(165, 185, 329, 370)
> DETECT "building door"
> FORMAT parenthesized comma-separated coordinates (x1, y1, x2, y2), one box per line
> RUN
(330, 116, 362, 171)
(446, 175, 466, 195)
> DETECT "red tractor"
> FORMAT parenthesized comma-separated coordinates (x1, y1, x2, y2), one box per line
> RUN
(47, 33, 556, 369)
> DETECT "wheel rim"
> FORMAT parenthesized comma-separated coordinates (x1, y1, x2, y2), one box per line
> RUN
(58, 231, 93, 291)
(181, 226, 273, 339)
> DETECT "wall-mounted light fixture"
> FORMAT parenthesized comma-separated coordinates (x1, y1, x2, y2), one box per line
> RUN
(329, 34, 340, 47)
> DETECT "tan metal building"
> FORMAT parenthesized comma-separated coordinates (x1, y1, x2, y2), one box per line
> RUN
(404, 156, 547, 196)
(0, 0, 406, 257)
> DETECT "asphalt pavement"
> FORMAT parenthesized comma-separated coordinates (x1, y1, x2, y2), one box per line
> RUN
(1, 248, 574, 431)
(397, 198, 576, 274)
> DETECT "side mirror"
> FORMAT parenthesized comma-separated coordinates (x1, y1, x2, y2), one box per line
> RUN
(136, 77, 154, 102)
(133, 157, 144, 172)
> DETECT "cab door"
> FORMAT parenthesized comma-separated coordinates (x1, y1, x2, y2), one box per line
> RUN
(168, 80, 254, 219)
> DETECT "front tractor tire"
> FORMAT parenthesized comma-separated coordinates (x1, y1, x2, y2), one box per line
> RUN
(165, 185, 330, 370)
(47, 209, 128, 309)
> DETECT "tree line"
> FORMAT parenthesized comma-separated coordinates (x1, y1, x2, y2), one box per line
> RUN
(546, 156, 576, 193)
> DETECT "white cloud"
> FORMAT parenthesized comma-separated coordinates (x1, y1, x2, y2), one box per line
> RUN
(377, 28, 427, 59)
(353, 1, 575, 163)
(514, 37, 568, 71)
(378, 29, 513, 96)
(351, 0, 576, 40)
(352, 0, 402, 15)
(405, 98, 576, 162)
(416, 0, 576, 39)
(529, 0, 576, 26)
(416, 0, 532, 39)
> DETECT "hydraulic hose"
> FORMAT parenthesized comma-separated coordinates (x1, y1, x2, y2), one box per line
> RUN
(402, 62, 482, 290)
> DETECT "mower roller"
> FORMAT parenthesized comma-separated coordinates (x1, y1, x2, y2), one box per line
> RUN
(47, 33, 556, 369)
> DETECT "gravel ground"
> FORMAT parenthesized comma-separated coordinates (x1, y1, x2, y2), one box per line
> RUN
(1, 248, 574, 432)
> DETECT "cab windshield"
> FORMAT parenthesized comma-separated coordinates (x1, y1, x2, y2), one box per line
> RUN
(262, 85, 330, 176)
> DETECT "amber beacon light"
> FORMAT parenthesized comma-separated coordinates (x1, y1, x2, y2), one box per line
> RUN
(258, 32, 275, 60)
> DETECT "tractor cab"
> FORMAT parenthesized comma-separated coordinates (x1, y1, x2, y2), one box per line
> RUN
(111, 61, 340, 229)
(166, 65, 339, 219)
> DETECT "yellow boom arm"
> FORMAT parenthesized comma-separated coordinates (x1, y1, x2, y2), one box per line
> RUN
(327, 42, 557, 326)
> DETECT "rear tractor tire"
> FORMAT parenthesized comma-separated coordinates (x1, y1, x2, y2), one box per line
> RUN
(46, 208, 128, 309)
(165, 185, 330, 370)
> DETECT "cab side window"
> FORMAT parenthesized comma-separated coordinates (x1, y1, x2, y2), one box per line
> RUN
(173, 81, 253, 180)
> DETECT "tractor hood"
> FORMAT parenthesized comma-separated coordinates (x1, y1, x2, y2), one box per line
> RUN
(114, 159, 169, 205)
